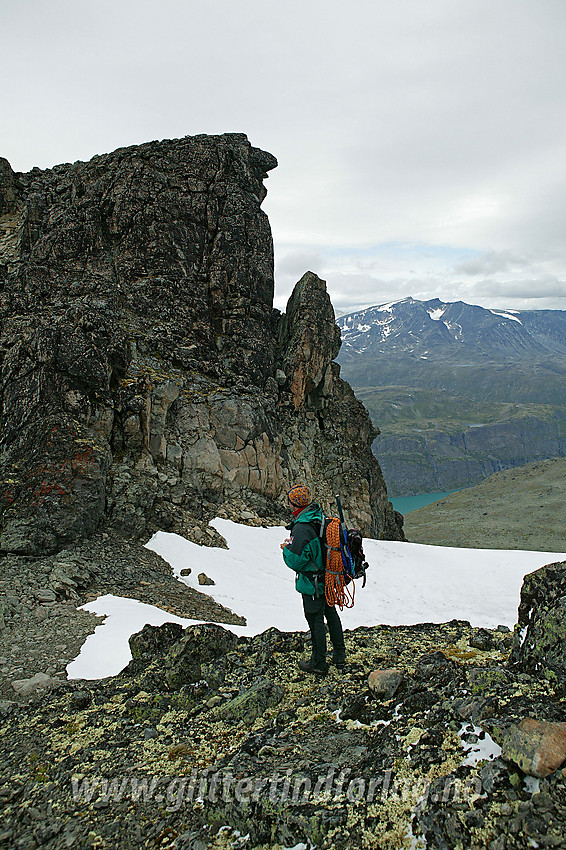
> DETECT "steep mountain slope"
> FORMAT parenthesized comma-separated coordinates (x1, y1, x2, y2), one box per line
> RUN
(356, 386, 566, 496)
(404, 457, 566, 551)
(336, 299, 566, 494)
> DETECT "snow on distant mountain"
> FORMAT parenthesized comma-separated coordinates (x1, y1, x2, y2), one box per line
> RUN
(336, 298, 566, 494)
(338, 297, 566, 359)
(336, 297, 566, 410)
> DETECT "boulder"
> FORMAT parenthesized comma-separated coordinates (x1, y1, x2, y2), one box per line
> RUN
(128, 622, 185, 662)
(11, 673, 64, 698)
(35, 589, 57, 603)
(501, 717, 566, 778)
(466, 666, 512, 695)
(368, 668, 404, 699)
(510, 560, 566, 683)
(469, 627, 494, 651)
(198, 573, 215, 586)
(218, 677, 284, 723)
(69, 690, 93, 711)
(162, 624, 237, 690)
(127, 621, 237, 692)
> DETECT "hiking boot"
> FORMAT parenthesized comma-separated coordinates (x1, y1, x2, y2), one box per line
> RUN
(333, 657, 346, 670)
(298, 659, 328, 675)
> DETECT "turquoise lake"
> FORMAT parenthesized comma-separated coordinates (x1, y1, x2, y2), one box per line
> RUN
(390, 490, 460, 515)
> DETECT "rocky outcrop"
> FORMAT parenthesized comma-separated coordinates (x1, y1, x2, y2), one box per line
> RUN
(0, 134, 403, 554)
(279, 271, 341, 408)
(510, 559, 566, 684)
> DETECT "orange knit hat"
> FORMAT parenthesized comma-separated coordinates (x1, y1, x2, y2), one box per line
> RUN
(287, 485, 311, 507)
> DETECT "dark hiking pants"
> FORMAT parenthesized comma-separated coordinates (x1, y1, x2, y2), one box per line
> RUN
(302, 593, 346, 668)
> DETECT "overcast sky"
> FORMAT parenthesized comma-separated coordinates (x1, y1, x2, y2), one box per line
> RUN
(2, 0, 566, 315)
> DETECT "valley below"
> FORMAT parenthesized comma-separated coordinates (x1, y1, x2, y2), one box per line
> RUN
(403, 457, 566, 552)
(357, 386, 566, 497)
(337, 298, 566, 496)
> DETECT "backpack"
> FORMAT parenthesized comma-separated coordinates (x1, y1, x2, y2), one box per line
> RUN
(314, 496, 370, 610)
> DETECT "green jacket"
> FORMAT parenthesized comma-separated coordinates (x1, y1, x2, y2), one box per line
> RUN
(282, 503, 325, 596)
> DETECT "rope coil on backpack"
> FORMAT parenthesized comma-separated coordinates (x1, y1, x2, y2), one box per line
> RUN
(324, 518, 355, 610)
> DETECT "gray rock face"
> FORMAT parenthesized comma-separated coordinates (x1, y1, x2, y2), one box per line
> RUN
(510, 559, 566, 684)
(0, 134, 403, 553)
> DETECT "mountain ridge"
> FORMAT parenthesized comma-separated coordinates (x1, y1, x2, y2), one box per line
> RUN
(338, 297, 566, 363)
(336, 297, 566, 495)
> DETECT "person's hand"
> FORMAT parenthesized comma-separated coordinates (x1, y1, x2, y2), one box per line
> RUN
(280, 538, 290, 550)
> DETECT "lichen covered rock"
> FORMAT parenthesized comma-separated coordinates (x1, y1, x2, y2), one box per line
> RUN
(501, 717, 566, 778)
(127, 622, 238, 691)
(510, 559, 566, 684)
(2, 618, 566, 850)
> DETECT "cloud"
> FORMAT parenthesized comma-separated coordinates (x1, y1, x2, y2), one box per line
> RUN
(325, 274, 406, 314)
(2, 0, 566, 313)
(471, 276, 566, 300)
(273, 238, 566, 316)
(453, 251, 530, 276)
(275, 250, 324, 277)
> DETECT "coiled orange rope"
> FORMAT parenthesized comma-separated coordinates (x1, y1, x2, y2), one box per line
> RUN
(324, 518, 355, 610)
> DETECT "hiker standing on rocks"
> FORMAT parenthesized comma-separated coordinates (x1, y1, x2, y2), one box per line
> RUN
(281, 485, 346, 674)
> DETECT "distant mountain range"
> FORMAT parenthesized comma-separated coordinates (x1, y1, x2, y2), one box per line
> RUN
(340, 297, 566, 355)
(337, 297, 566, 401)
(336, 298, 566, 496)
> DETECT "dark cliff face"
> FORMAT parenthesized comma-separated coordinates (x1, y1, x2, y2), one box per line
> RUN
(374, 415, 566, 497)
(1, 135, 277, 383)
(0, 134, 403, 554)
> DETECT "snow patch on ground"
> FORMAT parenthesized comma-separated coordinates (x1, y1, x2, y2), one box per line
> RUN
(377, 298, 409, 313)
(524, 776, 541, 796)
(459, 723, 502, 766)
(67, 595, 195, 680)
(428, 307, 446, 321)
(66, 519, 566, 681)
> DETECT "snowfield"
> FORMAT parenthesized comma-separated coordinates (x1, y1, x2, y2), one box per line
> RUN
(66, 518, 566, 680)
